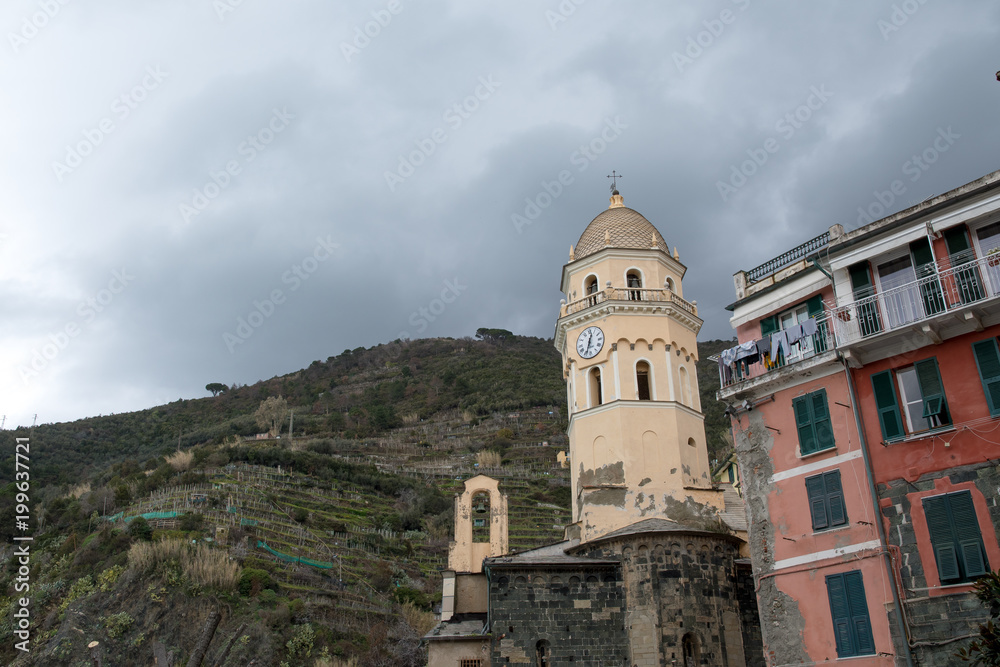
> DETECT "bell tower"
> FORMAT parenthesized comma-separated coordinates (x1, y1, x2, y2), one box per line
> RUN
(555, 188, 723, 542)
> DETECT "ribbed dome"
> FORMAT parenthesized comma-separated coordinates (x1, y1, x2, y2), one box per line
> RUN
(574, 205, 667, 260)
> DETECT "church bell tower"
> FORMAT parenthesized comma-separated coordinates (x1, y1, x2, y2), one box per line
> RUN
(555, 187, 722, 543)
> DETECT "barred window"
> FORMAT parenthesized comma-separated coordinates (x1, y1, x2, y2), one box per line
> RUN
(459, 659, 482, 667)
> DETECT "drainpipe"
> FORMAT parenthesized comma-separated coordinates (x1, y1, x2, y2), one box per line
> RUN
(839, 352, 915, 667)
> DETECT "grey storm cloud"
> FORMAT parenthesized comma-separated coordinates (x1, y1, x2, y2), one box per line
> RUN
(1, 0, 999, 427)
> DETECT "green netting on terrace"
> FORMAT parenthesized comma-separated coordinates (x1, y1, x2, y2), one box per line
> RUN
(103, 512, 124, 522)
(256, 541, 333, 569)
(240, 518, 258, 526)
(123, 511, 179, 523)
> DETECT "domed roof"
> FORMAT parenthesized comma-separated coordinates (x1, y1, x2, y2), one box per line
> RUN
(573, 197, 667, 260)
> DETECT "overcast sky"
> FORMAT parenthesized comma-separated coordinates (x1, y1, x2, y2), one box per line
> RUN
(2, 1, 999, 428)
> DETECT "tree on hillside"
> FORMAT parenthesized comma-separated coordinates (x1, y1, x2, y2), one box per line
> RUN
(254, 396, 288, 437)
(475, 328, 514, 344)
(206, 382, 228, 397)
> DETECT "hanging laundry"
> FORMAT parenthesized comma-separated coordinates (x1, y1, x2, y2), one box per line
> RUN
(771, 330, 790, 361)
(802, 317, 818, 338)
(754, 337, 771, 358)
(786, 323, 804, 347)
(735, 340, 759, 365)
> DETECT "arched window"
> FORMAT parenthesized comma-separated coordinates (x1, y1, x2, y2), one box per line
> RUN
(584, 276, 599, 306)
(536, 640, 551, 667)
(636, 361, 651, 401)
(589, 367, 603, 407)
(471, 491, 490, 543)
(665, 277, 675, 292)
(678, 366, 690, 405)
(627, 270, 642, 300)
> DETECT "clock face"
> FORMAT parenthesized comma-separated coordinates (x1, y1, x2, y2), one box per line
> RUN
(576, 326, 605, 359)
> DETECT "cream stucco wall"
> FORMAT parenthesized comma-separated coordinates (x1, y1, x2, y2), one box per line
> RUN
(556, 213, 725, 544)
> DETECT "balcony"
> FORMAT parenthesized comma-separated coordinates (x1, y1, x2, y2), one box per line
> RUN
(715, 314, 836, 392)
(828, 252, 1000, 347)
(562, 287, 697, 317)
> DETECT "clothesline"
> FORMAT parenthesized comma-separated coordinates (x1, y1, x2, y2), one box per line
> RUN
(718, 317, 820, 382)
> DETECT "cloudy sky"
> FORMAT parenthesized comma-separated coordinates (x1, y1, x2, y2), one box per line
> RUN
(2, 1, 999, 428)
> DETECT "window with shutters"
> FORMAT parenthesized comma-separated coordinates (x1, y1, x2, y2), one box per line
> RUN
(805, 470, 847, 531)
(792, 389, 834, 456)
(870, 358, 950, 442)
(922, 490, 990, 584)
(825, 571, 875, 658)
(972, 337, 1000, 417)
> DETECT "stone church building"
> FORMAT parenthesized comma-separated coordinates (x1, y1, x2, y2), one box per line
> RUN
(426, 190, 763, 666)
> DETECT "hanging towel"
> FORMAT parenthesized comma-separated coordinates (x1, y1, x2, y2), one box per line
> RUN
(802, 318, 818, 338)
(755, 337, 771, 358)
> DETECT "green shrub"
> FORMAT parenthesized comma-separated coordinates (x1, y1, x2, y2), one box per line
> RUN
(102, 612, 134, 639)
(239, 568, 274, 597)
(128, 517, 153, 541)
(97, 565, 125, 592)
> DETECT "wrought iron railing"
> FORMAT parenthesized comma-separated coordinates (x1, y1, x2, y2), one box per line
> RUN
(744, 231, 830, 284)
(715, 315, 835, 389)
(563, 288, 697, 316)
(828, 253, 1000, 346)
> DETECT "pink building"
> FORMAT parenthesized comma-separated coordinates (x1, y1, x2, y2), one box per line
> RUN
(718, 170, 1000, 665)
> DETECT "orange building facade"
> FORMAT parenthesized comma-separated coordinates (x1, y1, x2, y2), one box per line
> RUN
(718, 170, 1000, 665)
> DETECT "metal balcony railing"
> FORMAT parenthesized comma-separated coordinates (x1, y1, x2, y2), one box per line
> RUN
(715, 314, 836, 389)
(745, 231, 831, 285)
(563, 288, 697, 316)
(828, 253, 1000, 346)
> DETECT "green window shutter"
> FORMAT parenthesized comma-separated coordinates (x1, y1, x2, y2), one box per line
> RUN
(844, 572, 875, 655)
(972, 338, 1000, 416)
(961, 540, 988, 578)
(944, 226, 971, 255)
(950, 491, 989, 578)
(811, 390, 834, 451)
(806, 475, 829, 530)
(760, 315, 778, 337)
(871, 371, 904, 441)
(824, 471, 847, 526)
(849, 262, 874, 299)
(806, 294, 824, 317)
(909, 237, 935, 269)
(923, 496, 961, 581)
(914, 358, 948, 422)
(826, 573, 854, 657)
(794, 395, 818, 455)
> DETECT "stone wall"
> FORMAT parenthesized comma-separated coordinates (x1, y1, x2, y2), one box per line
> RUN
(580, 532, 759, 667)
(487, 565, 628, 665)
(878, 461, 1000, 665)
